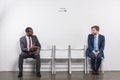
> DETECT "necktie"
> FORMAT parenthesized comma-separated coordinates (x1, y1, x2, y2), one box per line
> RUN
(94, 36, 98, 50)
(29, 37, 31, 49)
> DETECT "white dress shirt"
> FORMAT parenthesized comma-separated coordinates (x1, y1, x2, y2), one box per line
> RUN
(26, 36, 33, 51)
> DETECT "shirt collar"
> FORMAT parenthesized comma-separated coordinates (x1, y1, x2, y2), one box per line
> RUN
(26, 35, 32, 38)
(94, 34, 99, 38)
(26, 36, 29, 39)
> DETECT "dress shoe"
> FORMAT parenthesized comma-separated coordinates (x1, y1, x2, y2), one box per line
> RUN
(95, 71, 99, 75)
(36, 72, 41, 77)
(18, 72, 23, 78)
(92, 70, 96, 75)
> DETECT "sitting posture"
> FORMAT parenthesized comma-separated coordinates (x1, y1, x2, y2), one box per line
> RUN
(18, 27, 41, 77)
(86, 26, 105, 75)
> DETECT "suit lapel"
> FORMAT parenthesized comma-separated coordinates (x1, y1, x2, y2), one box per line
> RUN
(31, 35, 35, 45)
(98, 34, 100, 47)
(23, 36, 27, 47)
(91, 34, 94, 45)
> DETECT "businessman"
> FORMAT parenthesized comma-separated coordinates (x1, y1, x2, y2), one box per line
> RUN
(18, 27, 41, 77)
(86, 26, 105, 75)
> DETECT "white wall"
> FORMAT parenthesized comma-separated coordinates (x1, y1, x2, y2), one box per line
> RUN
(0, 0, 120, 71)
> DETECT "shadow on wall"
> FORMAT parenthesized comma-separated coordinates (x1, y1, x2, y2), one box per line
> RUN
(12, 31, 27, 71)
(12, 40, 21, 71)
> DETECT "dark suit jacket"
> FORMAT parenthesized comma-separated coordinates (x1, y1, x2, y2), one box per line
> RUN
(20, 35, 41, 53)
(86, 34, 105, 58)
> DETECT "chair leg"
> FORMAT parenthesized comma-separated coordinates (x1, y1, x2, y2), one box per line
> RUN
(86, 57, 90, 74)
(100, 61, 104, 73)
(68, 45, 72, 74)
(84, 57, 87, 74)
(68, 58, 71, 74)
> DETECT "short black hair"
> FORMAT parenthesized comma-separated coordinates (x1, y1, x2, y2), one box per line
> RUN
(25, 27, 33, 32)
(91, 25, 100, 31)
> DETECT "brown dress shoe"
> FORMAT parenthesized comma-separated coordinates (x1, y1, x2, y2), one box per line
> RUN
(92, 70, 96, 75)
(95, 71, 99, 75)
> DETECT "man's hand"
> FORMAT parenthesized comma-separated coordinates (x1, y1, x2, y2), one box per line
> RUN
(31, 45, 38, 49)
(93, 51, 98, 57)
(29, 45, 38, 51)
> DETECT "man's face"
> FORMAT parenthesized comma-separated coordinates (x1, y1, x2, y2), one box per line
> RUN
(91, 28, 99, 35)
(26, 29, 33, 37)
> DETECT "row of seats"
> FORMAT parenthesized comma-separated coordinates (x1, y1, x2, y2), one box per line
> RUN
(24, 45, 104, 74)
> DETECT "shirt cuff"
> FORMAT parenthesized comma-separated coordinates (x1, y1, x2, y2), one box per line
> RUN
(98, 51, 100, 53)
(92, 50, 95, 53)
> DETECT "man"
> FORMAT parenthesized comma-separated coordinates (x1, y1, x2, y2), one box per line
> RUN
(86, 25, 105, 75)
(18, 27, 41, 77)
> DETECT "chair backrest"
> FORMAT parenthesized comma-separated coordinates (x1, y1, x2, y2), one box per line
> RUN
(70, 45, 86, 59)
(40, 49, 52, 59)
(54, 45, 68, 59)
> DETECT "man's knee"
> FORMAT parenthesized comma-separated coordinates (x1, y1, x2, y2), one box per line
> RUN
(89, 54, 96, 60)
(19, 53, 26, 59)
(97, 56, 102, 61)
(89, 55, 96, 63)
(19, 54, 23, 58)
(34, 54, 40, 59)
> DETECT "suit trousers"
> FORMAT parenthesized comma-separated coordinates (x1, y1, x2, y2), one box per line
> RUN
(18, 52, 41, 73)
(88, 53, 102, 71)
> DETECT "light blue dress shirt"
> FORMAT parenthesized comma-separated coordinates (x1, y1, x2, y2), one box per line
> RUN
(94, 34, 99, 51)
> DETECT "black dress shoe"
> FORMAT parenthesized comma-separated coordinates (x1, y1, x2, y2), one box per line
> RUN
(18, 72, 23, 78)
(36, 72, 41, 77)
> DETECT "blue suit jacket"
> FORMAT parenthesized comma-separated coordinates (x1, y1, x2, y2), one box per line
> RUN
(86, 34, 105, 58)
